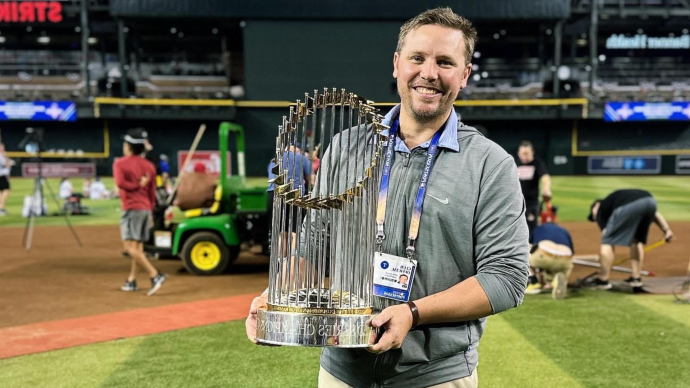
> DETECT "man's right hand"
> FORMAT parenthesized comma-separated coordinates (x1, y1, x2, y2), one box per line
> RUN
(246, 292, 268, 343)
(664, 229, 675, 242)
(140, 174, 150, 187)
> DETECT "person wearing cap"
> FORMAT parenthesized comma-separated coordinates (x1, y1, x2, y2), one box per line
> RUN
(266, 142, 312, 257)
(586, 189, 674, 290)
(114, 129, 167, 296)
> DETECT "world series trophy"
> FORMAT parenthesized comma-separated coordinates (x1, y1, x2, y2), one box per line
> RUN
(255, 88, 388, 347)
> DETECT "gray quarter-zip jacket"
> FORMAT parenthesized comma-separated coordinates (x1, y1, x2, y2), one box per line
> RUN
(302, 114, 529, 388)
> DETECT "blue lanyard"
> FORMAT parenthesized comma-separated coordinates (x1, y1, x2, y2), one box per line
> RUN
(376, 119, 443, 260)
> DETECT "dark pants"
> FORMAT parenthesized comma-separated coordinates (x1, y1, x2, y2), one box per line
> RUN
(526, 201, 540, 240)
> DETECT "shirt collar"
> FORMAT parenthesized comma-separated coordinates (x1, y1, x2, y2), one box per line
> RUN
(380, 104, 460, 153)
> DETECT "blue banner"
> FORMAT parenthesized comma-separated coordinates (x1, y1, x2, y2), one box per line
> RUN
(604, 102, 690, 122)
(0, 101, 77, 121)
(588, 156, 661, 175)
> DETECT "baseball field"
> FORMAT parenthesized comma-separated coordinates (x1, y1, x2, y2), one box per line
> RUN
(1, 176, 689, 388)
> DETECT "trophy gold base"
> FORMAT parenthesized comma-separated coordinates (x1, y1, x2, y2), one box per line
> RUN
(255, 309, 373, 347)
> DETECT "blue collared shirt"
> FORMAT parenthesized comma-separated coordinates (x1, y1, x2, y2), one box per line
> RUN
(380, 104, 460, 153)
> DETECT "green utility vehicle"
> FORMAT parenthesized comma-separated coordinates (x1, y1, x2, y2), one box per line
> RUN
(147, 122, 269, 275)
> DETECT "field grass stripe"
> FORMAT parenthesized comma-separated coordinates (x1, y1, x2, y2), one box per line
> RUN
(625, 294, 690, 328)
(479, 315, 584, 388)
(0, 337, 144, 388)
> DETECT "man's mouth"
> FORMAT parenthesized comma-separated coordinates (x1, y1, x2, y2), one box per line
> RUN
(413, 86, 442, 95)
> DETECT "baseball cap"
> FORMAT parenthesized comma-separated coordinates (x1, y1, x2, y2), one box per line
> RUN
(124, 128, 148, 145)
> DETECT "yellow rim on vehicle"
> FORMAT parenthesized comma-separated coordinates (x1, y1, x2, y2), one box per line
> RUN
(190, 242, 222, 271)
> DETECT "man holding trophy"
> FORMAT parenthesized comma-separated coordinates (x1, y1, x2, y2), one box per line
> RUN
(247, 7, 529, 388)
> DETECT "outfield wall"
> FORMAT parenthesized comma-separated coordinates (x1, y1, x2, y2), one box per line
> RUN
(2, 114, 689, 177)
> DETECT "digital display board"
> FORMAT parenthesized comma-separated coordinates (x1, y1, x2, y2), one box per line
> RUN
(604, 102, 690, 122)
(588, 156, 661, 175)
(0, 101, 77, 121)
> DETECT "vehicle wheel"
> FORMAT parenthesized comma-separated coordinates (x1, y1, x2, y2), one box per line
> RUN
(181, 232, 232, 276)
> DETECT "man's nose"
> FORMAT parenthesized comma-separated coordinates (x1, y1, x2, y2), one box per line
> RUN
(420, 61, 438, 81)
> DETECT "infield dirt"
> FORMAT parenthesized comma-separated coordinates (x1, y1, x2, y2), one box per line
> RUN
(0, 222, 687, 328)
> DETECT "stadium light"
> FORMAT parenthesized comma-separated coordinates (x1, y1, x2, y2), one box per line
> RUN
(472, 64, 479, 71)
(37, 36, 50, 44)
(75, 26, 81, 33)
(473, 51, 481, 59)
(27, 26, 32, 32)
(683, 29, 689, 35)
(212, 28, 218, 34)
(481, 71, 488, 78)
(472, 74, 481, 81)
(171, 27, 177, 34)
(546, 29, 552, 35)
(637, 29, 644, 34)
(493, 33, 500, 39)
(557, 65, 571, 80)
(88, 37, 98, 44)
(178, 32, 184, 38)
(598, 54, 606, 62)
(0, 37, 5, 43)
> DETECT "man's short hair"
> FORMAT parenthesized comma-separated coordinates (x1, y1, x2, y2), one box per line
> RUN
(396, 7, 477, 66)
(125, 128, 148, 155)
(519, 140, 534, 150)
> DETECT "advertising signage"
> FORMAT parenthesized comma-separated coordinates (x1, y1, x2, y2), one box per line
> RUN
(604, 102, 690, 122)
(0, 101, 76, 121)
(605, 34, 690, 50)
(588, 156, 661, 175)
(0, 1, 63, 23)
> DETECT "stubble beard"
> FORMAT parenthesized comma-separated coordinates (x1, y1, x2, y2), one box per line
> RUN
(400, 85, 454, 124)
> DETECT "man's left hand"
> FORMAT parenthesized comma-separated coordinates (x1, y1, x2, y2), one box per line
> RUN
(541, 189, 552, 199)
(367, 303, 413, 354)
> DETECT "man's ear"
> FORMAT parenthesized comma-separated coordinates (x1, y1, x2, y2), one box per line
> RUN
(393, 52, 400, 79)
(460, 63, 472, 88)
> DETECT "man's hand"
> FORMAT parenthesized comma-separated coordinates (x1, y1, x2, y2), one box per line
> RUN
(367, 304, 413, 354)
(541, 188, 552, 200)
(246, 292, 268, 343)
(664, 229, 675, 242)
(140, 174, 150, 187)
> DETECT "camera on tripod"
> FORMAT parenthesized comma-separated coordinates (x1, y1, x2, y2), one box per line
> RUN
(18, 127, 45, 154)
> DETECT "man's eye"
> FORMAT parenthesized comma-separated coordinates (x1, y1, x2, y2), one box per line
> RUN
(410, 56, 423, 62)
(439, 61, 453, 67)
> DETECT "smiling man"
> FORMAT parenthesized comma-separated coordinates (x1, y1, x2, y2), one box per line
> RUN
(246, 8, 528, 388)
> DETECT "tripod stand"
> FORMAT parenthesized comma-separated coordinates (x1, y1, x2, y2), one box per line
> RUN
(20, 131, 83, 252)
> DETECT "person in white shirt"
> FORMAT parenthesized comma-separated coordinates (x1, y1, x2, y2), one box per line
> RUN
(89, 176, 109, 200)
(59, 177, 73, 200)
(0, 143, 15, 216)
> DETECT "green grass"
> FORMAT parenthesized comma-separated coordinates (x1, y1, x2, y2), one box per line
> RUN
(551, 176, 690, 222)
(0, 177, 269, 228)
(2, 292, 688, 387)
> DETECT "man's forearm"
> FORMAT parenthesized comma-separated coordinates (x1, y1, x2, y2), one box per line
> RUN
(654, 211, 670, 232)
(541, 174, 552, 194)
(413, 277, 493, 325)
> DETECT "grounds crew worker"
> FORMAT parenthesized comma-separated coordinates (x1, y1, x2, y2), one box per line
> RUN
(114, 129, 167, 296)
(516, 140, 551, 238)
(587, 189, 674, 290)
(246, 8, 529, 387)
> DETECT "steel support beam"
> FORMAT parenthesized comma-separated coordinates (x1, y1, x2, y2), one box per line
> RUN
(589, 0, 599, 101)
(80, 0, 91, 99)
(552, 19, 564, 98)
(118, 19, 128, 97)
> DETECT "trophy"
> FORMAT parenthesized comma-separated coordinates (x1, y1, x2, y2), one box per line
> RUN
(256, 88, 388, 347)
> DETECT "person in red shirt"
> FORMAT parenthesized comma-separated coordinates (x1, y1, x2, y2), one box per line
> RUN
(114, 129, 167, 296)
